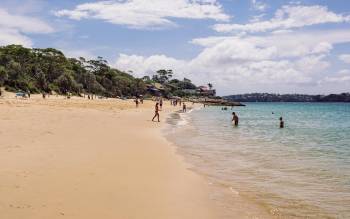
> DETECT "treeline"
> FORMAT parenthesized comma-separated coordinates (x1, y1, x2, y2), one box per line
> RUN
(224, 93, 350, 102)
(0, 45, 146, 97)
(142, 69, 199, 97)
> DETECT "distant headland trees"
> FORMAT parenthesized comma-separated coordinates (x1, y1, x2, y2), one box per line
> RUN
(224, 93, 350, 102)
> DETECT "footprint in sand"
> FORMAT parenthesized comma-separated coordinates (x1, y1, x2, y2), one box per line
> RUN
(9, 204, 31, 209)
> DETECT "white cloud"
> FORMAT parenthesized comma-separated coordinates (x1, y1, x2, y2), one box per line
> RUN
(191, 29, 350, 58)
(0, 28, 33, 47)
(251, 0, 268, 12)
(115, 54, 187, 78)
(249, 13, 266, 23)
(338, 69, 350, 75)
(0, 7, 54, 47)
(113, 29, 350, 94)
(339, 54, 350, 64)
(322, 69, 350, 83)
(55, 0, 230, 29)
(61, 49, 97, 60)
(213, 4, 350, 33)
(0, 8, 53, 34)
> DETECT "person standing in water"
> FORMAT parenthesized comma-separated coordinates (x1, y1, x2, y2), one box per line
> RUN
(183, 102, 187, 113)
(152, 103, 160, 122)
(279, 117, 284, 128)
(232, 112, 239, 126)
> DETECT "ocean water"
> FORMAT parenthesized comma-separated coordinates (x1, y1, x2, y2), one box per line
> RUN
(165, 103, 350, 218)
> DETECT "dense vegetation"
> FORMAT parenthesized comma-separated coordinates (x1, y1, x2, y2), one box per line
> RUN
(224, 93, 350, 102)
(0, 45, 207, 98)
(0, 45, 146, 97)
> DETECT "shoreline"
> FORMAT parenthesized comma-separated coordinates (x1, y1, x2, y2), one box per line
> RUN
(0, 96, 222, 219)
(163, 108, 275, 219)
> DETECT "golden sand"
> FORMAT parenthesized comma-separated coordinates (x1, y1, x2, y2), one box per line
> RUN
(0, 93, 222, 219)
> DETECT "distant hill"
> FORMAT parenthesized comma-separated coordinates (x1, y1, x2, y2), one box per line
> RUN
(224, 93, 350, 102)
(0, 45, 147, 97)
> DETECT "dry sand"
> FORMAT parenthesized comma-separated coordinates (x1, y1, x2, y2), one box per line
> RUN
(0, 93, 220, 219)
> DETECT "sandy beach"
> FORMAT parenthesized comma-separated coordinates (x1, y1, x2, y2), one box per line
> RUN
(0, 94, 220, 219)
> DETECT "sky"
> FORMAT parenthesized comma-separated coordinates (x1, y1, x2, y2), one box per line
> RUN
(0, 0, 350, 95)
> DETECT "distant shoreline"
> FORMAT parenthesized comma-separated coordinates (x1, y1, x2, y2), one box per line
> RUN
(224, 93, 350, 103)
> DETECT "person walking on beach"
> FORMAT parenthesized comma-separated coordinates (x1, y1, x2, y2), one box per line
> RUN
(183, 103, 187, 113)
(140, 96, 143, 104)
(152, 103, 160, 122)
(135, 98, 139, 107)
(279, 117, 284, 128)
(232, 112, 239, 126)
(159, 98, 163, 110)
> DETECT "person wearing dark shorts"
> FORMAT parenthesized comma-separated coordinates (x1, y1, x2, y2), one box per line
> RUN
(152, 103, 160, 122)
(159, 98, 163, 110)
(232, 112, 239, 126)
(280, 117, 284, 128)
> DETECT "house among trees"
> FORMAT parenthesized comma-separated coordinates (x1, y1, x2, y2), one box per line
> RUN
(197, 85, 216, 96)
(146, 83, 164, 96)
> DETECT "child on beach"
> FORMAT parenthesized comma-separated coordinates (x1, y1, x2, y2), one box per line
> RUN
(152, 103, 160, 122)
(232, 112, 239, 126)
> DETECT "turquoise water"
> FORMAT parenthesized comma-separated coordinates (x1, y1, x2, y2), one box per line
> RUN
(165, 103, 350, 218)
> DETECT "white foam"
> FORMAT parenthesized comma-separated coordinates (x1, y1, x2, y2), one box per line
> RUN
(177, 113, 189, 126)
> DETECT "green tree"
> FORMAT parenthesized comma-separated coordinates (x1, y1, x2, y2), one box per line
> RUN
(0, 45, 153, 97)
(155, 69, 173, 84)
(0, 66, 8, 85)
(54, 71, 80, 94)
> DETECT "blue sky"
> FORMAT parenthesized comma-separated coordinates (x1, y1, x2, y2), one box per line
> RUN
(0, 0, 350, 95)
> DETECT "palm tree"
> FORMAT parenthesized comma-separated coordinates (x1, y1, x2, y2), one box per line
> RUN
(207, 83, 213, 90)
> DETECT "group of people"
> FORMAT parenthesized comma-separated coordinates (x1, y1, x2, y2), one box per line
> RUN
(152, 98, 187, 122)
(170, 99, 181, 106)
(151, 99, 285, 128)
(231, 112, 285, 128)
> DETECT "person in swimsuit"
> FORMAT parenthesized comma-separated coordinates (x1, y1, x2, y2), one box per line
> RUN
(152, 103, 160, 122)
(159, 98, 163, 110)
(279, 117, 284, 128)
(232, 112, 239, 126)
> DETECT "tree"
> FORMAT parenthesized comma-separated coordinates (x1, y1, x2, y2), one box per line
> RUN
(183, 78, 191, 83)
(0, 66, 8, 85)
(0, 45, 152, 97)
(155, 69, 173, 84)
(208, 83, 213, 90)
(54, 72, 79, 94)
(142, 75, 151, 82)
